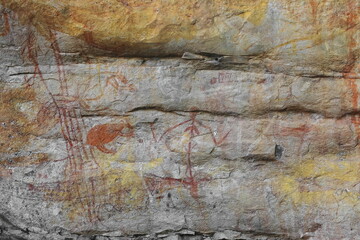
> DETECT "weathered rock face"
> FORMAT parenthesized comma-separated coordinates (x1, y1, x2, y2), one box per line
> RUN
(0, 1, 359, 239)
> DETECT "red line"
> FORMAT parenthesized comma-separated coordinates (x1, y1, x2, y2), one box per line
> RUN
(74, 109, 100, 168)
(150, 123, 158, 142)
(62, 108, 80, 174)
(67, 109, 85, 171)
(186, 141, 193, 179)
(0, 12, 10, 37)
(80, 116, 99, 168)
(159, 119, 192, 141)
(49, 30, 69, 96)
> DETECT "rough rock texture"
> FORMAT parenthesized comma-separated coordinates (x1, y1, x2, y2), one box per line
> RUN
(0, 0, 359, 239)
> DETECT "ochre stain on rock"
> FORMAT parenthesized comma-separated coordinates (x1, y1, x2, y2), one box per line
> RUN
(0, 85, 54, 167)
(0, 87, 37, 149)
(0, 0, 268, 53)
(269, 0, 360, 56)
(0, 86, 35, 153)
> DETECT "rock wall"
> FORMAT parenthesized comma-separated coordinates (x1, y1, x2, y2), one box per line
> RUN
(0, 1, 359, 239)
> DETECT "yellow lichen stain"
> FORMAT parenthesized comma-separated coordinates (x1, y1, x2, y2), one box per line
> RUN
(241, 0, 269, 26)
(144, 157, 164, 170)
(47, 139, 164, 222)
(63, 164, 147, 222)
(97, 143, 163, 209)
(273, 156, 360, 206)
(1, 0, 269, 50)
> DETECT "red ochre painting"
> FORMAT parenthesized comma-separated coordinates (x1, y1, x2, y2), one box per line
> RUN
(0, 0, 360, 239)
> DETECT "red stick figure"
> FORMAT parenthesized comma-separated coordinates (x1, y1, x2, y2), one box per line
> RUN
(150, 107, 231, 197)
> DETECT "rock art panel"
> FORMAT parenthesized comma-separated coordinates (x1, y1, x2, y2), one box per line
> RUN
(0, 1, 359, 240)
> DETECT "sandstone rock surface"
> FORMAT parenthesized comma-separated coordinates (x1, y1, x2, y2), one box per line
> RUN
(0, 1, 359, 239)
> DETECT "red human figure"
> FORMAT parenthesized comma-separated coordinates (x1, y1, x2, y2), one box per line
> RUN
(150, 108, 231, 198)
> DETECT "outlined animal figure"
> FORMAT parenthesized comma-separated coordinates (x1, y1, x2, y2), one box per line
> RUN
(105, 72, 136, 93)
(86, 121, 134, 154)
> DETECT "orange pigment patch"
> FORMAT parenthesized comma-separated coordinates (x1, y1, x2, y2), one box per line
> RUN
(0, 85, 53, 167)
(86, 122, 134, 154)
